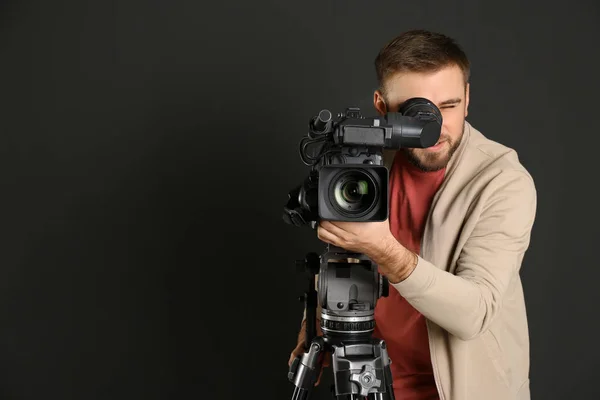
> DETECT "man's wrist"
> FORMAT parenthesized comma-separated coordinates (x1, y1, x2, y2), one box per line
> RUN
(372, 235, 418, 284)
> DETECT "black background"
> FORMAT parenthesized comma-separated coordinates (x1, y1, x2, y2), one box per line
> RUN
(1, 0, 599, 399)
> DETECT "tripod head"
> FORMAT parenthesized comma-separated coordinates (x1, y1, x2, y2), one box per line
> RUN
(288, 244, 395, 399)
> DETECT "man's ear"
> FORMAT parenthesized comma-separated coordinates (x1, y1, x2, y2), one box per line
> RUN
(373, 90, 387, 116)
(464, 83, 470, 118)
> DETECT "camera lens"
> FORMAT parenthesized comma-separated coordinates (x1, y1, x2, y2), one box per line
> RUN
(341, 181, 367, 203)
(331, 170, 377, 217)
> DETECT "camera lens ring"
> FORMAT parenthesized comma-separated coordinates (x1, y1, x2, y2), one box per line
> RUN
(328, 169, 379, 218)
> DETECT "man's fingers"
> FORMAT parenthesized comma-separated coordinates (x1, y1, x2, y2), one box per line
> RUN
(314, 352, 331, 386)
(317, 225, 339, 246)
(288, 343, 305, 367)
(320, 220, 350, 239)
(288, 352, 298, 367)
(315, 367, 324, 386)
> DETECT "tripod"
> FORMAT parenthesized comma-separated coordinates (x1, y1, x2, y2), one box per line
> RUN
(287, 247, 396, 400)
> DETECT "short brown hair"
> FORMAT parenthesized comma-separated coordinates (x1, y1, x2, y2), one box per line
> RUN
(375, 29, 470, 97)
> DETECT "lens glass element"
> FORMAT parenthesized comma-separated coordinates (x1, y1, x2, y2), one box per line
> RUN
(332, 171, 377, 216)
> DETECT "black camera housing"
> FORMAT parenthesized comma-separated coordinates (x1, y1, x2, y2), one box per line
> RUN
(283, 98, 442, 228)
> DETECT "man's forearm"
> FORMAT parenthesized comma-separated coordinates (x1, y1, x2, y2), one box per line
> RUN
(367, 236, 513, 341)
(368, 236, 418, 284)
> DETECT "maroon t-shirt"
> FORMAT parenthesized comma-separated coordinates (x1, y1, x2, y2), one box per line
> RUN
(373, 150, 445, 400)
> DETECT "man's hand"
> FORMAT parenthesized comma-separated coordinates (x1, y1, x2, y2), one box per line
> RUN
(317, 219, 418, 283)
(317, 219, 393, 256)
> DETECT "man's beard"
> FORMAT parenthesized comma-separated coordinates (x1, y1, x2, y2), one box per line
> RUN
(403, 120, 465, 172)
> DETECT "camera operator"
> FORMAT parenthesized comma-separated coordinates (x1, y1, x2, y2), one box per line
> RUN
(289, 29, 537, 400)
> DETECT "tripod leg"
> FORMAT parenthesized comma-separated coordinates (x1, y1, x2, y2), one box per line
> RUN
(288, 336, 327, 400)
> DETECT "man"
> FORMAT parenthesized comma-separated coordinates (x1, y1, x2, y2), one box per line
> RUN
(289, 29, 537, 400)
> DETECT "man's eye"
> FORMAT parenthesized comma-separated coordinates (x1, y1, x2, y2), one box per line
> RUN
(440, 105, 456, 109)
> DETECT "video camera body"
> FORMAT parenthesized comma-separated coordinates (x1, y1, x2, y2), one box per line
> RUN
(283, 98, 442, 400)
(283, 98, 442, 228)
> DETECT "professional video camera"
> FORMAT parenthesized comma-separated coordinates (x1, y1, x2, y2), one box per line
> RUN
(282, 98, 442, 400)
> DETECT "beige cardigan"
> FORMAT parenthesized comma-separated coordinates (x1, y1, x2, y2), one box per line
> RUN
(388, 121, 537, 399)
